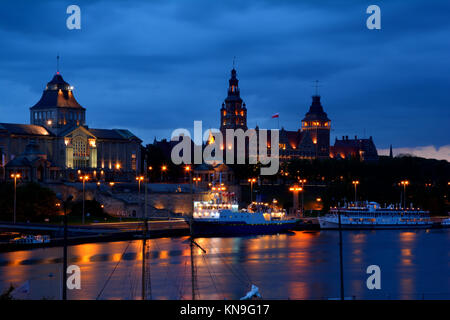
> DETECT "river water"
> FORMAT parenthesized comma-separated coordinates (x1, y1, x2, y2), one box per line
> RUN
(1, 229, 449, 300)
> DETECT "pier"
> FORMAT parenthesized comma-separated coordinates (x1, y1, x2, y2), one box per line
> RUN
(0, 219, 190, 252)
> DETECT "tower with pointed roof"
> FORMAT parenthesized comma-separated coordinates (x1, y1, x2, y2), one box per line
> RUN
(220, 68, 247, 136)
(301, 95, 331, 158)
(30, 72, 86, 134)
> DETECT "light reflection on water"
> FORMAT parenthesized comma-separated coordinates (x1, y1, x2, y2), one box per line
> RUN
(0, 229, 448, 300)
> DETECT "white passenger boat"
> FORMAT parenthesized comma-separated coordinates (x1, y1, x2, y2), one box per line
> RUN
(319, 202, 432, 229)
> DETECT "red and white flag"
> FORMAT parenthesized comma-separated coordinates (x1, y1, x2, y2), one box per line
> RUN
(271, 113, 279, 118)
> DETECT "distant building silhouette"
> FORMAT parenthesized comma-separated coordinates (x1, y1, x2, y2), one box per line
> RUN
(330, 136, 378, 161)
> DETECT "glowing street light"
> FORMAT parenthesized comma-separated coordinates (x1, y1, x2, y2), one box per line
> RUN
(289, 185, 303, 216)
(193, 176, 201, 188)
(161, 165, 167, 182)
(352, 180, 360, 204)
(248, 178, 257, 203)
(10, 173, 21, 224)
(136, 176, 144, 215)
(299, 178, 307, 215)
(79, 175, 89, 224)
(400, 180, 409, 209)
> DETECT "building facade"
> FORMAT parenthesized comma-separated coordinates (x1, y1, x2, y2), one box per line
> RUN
(0, 72, 142, 182)
(330, 136, 378, 161)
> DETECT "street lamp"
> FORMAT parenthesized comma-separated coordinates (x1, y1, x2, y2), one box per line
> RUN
(161, 165, 167, 182)
(352, 180, 360, 204)
(148, 166, 153, 182)
(11, 173, 21, 224)
(136, 176, 144, 216)
(185, 165, 191, 183)
(193, 177, 201, 188)
(400, 180, 409, 209)
(79, 175, 89, 224)
(185, 165, 193, 215)
(248, 178, 257, 203)
(299, 179, 307, 216)
(289, 185, 303, 216)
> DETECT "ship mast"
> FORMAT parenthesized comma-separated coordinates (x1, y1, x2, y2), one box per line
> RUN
(338, 209, 344, 300)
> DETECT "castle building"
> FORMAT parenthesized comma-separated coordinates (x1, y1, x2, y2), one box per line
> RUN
(216, 67, 378, 162)
(330, 136, 378, 161)
(217, 67, 331, 161)
(0, 71, 142, 182)
(150, 66, 378, 171)
(301, 95, 331, 158)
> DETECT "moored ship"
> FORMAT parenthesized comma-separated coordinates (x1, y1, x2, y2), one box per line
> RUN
(319, 202, 432, 229)
(191, 186, 297, 236)
(192, 202, 298, 236)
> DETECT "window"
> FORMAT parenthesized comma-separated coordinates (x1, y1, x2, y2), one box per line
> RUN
(131, 152, 136, 171)
(73, 137, 88, 168)
(74, 138, 87, 157)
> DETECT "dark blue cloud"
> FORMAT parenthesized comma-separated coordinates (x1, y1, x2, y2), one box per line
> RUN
(0, 0, 449, 150)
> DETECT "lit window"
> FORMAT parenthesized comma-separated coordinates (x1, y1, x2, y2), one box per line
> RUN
(88, 139, 96, 148)
(73, 138, 88, 157)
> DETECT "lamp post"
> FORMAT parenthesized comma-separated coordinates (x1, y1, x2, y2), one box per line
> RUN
(193, 177, 201, 189)
(136, 175, 144, 216)
(289, 185, 303, 216)
(185, 166, 194, 216)
(299, 179, 307, 216)
(148, 166, 153, 182)
(352, 180, 359, 204)
(11, 173, 21, 224)
(248, 178, 256, 203)
(161, 165, 167, 182)
(400, 180, 409, 209)
(79, 175, 89, 224)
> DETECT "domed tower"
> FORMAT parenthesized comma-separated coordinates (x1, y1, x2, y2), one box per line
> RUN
(301, 95, 331, 158)
(220, 68, 247, 136)
(30, 72, 86, 134)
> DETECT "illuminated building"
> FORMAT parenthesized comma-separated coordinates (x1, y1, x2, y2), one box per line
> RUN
(220, 68, 247, 134)
(330, 136, 378, 161)
(0, 71, 142, 181)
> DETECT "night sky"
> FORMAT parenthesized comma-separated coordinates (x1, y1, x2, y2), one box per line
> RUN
(0, 0, 449, 160)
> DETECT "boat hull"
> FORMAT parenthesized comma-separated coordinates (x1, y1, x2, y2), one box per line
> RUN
(319, 218, 433, 230)
(191, 220, 297, 236)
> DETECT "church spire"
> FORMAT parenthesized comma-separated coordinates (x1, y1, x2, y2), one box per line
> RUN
(313, 80, 321, 96)
(56, 54, 60, 74)
(220, 66, 247, 133)
(227, 67, 240, 98)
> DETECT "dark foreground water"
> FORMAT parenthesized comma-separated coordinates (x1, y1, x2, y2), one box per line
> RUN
(0, 229, 449, 300)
